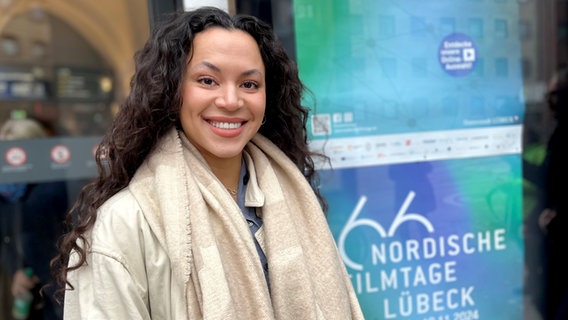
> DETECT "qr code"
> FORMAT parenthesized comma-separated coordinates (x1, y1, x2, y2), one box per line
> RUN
(311, 114, 331, 136)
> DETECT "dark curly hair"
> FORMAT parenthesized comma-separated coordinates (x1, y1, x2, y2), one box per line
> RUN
(50, 6, 327, 299)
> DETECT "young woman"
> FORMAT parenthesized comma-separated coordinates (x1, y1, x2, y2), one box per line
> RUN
(52, 7, 363, 319)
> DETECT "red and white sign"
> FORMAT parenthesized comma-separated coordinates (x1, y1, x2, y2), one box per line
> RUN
(50, 144, 71, 164)
(5, 147, 27, 167)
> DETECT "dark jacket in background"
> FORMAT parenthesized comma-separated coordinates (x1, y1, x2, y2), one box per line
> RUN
(0, 181, 68, 320)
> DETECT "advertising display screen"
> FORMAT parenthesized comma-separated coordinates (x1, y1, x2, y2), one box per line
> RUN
(294, 0, 525, 319)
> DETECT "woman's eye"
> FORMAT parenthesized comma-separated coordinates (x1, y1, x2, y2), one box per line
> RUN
(242, 81, 258, 89)
(199, 78, 216, 86)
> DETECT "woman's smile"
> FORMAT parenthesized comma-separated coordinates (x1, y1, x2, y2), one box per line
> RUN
(208, 120, 243, 130)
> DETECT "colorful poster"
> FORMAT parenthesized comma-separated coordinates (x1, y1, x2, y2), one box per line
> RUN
(294, 0, 525, 319)
(295, 0, 524, 140)
(321, 156, 523, 319)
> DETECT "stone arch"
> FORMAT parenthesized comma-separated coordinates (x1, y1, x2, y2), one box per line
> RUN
(0, 0, 149, 100)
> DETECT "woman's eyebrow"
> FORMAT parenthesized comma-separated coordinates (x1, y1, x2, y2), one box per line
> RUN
(242, 69, 263, 77)
(194, 61, 263, 77)
(194, 61, 220, 73)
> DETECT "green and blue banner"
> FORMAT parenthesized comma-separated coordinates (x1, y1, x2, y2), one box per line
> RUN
(294, 0, 525, 319)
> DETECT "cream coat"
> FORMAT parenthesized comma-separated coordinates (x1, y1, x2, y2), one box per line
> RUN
(64, 129, 363, 320)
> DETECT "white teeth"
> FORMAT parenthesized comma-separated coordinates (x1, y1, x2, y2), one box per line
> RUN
(209, 121, 242, 129)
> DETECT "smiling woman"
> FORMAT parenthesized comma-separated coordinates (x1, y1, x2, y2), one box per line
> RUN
(50, 6, 363, 320)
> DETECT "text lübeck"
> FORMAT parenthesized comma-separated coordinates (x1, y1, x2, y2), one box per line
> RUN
(383, 286, 475, 319)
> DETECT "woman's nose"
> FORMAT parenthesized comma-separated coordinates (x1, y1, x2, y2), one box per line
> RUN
(215, 86, 241, 109)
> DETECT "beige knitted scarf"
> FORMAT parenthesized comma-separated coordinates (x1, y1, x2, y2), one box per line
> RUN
(144, 129, 363, 319)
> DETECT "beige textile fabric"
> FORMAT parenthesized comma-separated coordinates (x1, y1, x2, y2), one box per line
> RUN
(133, 128, 364, 319)
(65, 126, 363, 320)
(162, 129, 363, 320)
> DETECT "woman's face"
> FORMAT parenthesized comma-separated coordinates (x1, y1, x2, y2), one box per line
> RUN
(181, 27, 266, 166)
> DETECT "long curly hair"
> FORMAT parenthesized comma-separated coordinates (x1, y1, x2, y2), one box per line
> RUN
(51, 6, 327, 299)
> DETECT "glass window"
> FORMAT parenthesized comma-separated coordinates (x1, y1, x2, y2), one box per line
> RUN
(0, 36, 18, 56)
(238, 1, 568, 319)
(0, 0, 561, 318)
(0, 2, 149, 319)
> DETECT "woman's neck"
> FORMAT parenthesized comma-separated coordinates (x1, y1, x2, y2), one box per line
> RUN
(207, 154, 242, 193)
